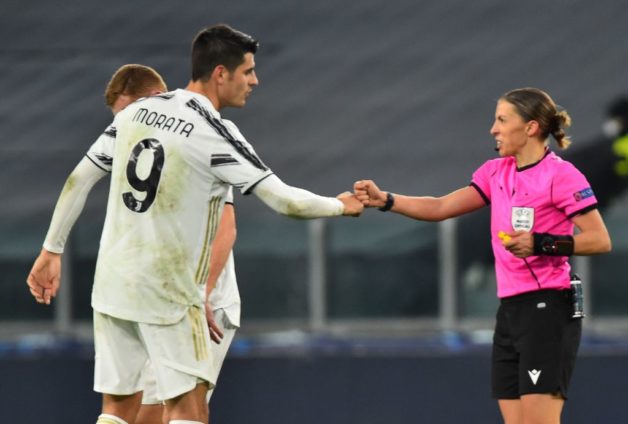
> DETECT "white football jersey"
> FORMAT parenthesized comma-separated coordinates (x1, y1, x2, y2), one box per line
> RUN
(89, 89, 271, 324)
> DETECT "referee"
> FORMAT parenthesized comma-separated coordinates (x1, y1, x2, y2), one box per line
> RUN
(354, 87, 611, 424)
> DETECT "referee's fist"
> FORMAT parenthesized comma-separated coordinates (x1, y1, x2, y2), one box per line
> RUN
(353, 179, 386, 208)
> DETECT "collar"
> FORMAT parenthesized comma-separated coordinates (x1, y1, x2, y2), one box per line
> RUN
(516, 148, 551, 172)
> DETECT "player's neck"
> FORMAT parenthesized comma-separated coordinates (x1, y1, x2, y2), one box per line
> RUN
(185, 80, 222, 111)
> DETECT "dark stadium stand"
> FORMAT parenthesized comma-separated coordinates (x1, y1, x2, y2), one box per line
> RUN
(1, 0, 628, 422)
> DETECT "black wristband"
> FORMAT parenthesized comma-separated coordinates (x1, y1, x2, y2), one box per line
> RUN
(378, 192, 394, 212)
(533, 233, 574, 256)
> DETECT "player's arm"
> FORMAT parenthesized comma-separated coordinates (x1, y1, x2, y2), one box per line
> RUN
(252, 174, 363, 218)
(27, 157, 107, 304)
(204, 203, 236, 342)
(354, 179, 485, 221)
(205, 204, 236, 301)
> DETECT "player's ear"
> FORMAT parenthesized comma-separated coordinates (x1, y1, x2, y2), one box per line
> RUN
(213, 65, 227, 82)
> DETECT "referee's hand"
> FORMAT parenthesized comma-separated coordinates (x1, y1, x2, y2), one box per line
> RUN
(353, 180, 386, 208)
(501, 231, 534, 258)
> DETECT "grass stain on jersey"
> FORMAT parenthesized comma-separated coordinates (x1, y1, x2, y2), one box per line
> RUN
(153, 145, 190, 215)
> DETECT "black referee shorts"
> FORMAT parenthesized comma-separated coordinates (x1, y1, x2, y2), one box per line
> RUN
(491, 289, 582, 399)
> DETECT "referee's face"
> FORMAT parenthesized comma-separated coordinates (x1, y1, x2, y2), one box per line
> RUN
(221, 53, 259, 108)
(490, 100, 528, 157)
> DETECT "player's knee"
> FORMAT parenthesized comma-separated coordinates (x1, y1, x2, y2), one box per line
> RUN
(168, 421, 204, 424)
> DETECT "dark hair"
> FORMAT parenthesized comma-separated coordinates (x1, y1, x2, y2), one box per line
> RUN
(191, 24, 259, 82)
(501, 87, 572, 149)
(104, 64, 167, 107)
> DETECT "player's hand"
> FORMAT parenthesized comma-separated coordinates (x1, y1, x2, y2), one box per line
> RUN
(499, 230, 534, 258)
(26, 249, 61, 305)
(337, 191, 363, 217)
(204, 302, 224, 344)
(353, 180, 387, 208)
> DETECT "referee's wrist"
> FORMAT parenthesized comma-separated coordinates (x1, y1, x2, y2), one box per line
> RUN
(378, 192, 395, 212)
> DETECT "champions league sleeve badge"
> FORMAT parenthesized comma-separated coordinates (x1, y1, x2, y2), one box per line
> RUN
(511, 207, 534, 231)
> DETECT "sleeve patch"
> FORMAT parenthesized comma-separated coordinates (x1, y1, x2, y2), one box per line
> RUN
(573, 187, 594, 201)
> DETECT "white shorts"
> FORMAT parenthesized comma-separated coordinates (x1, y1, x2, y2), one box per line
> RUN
(93, 307, 215, 401)
(141, 308, 237, 405)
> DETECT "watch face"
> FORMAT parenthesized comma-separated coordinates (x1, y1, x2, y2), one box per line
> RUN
(541, 236, 555, 253)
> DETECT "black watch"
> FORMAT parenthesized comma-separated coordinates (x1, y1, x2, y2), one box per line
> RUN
(378, 192, 394, 212)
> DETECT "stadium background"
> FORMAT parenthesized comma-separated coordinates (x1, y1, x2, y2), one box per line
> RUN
(1, 0, 628, 422)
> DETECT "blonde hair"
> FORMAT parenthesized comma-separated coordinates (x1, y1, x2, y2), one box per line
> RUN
(104, 64, 167, 107)
(501, 87, 572, 149)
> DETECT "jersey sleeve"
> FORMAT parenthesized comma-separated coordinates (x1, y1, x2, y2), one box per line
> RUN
(43, 157, 108, 253)
(85, 124, 116, 172)
(252, 174, 344, 218)
(470, 160, 495, 205)
(552, 161, 598, 218)
(225, 186, 234, 204)
(208, 120, 273, 194)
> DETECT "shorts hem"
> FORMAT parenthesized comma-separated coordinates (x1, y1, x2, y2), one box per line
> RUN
(93, 385, 141, 396)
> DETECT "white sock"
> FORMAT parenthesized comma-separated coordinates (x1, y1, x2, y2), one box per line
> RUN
(96, 414, 129, 424)
(169, 421, 204, 424)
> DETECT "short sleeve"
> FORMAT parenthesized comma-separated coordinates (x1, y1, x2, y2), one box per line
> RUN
(552, 162, 598, 218)
(470, 160, 496, 205)
(225, 186, 234, 204)
(208, 120, 273, 194)
(85, 124, 116, 172)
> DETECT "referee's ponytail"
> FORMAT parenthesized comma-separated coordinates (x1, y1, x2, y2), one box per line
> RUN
(551, 109, 572, 149)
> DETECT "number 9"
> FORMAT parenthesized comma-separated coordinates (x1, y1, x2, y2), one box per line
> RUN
(122, 138, 164, 213)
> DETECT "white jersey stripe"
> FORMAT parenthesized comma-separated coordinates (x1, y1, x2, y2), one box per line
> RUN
(189, 307, 208, 361)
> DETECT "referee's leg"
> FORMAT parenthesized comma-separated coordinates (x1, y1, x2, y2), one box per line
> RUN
(520, 393, 564, 424)
(498, 393, 564, 424)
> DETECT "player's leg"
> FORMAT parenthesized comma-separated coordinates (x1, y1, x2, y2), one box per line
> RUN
(135, 403, 165, 424)
(99, 393, 143, 423)
(93, 311, 148, 423)
(166, 382, 209, 422)
(140, 305, 215, 423)
(196, 383, 209, 424)
(135, 360, 167, 424)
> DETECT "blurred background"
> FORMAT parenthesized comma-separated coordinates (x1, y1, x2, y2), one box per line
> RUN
(1, 0, 628, 422)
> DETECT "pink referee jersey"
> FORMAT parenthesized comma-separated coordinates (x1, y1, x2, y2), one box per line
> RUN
(471, 150, 598, 298)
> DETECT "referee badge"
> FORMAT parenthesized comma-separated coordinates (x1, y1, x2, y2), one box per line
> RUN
(511, 207, 534, 232)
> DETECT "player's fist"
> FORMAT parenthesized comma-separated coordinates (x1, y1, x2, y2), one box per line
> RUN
(337, 191, 364, 217)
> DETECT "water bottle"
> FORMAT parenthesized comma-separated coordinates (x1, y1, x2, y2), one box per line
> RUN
(570, 274, 585, 319)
